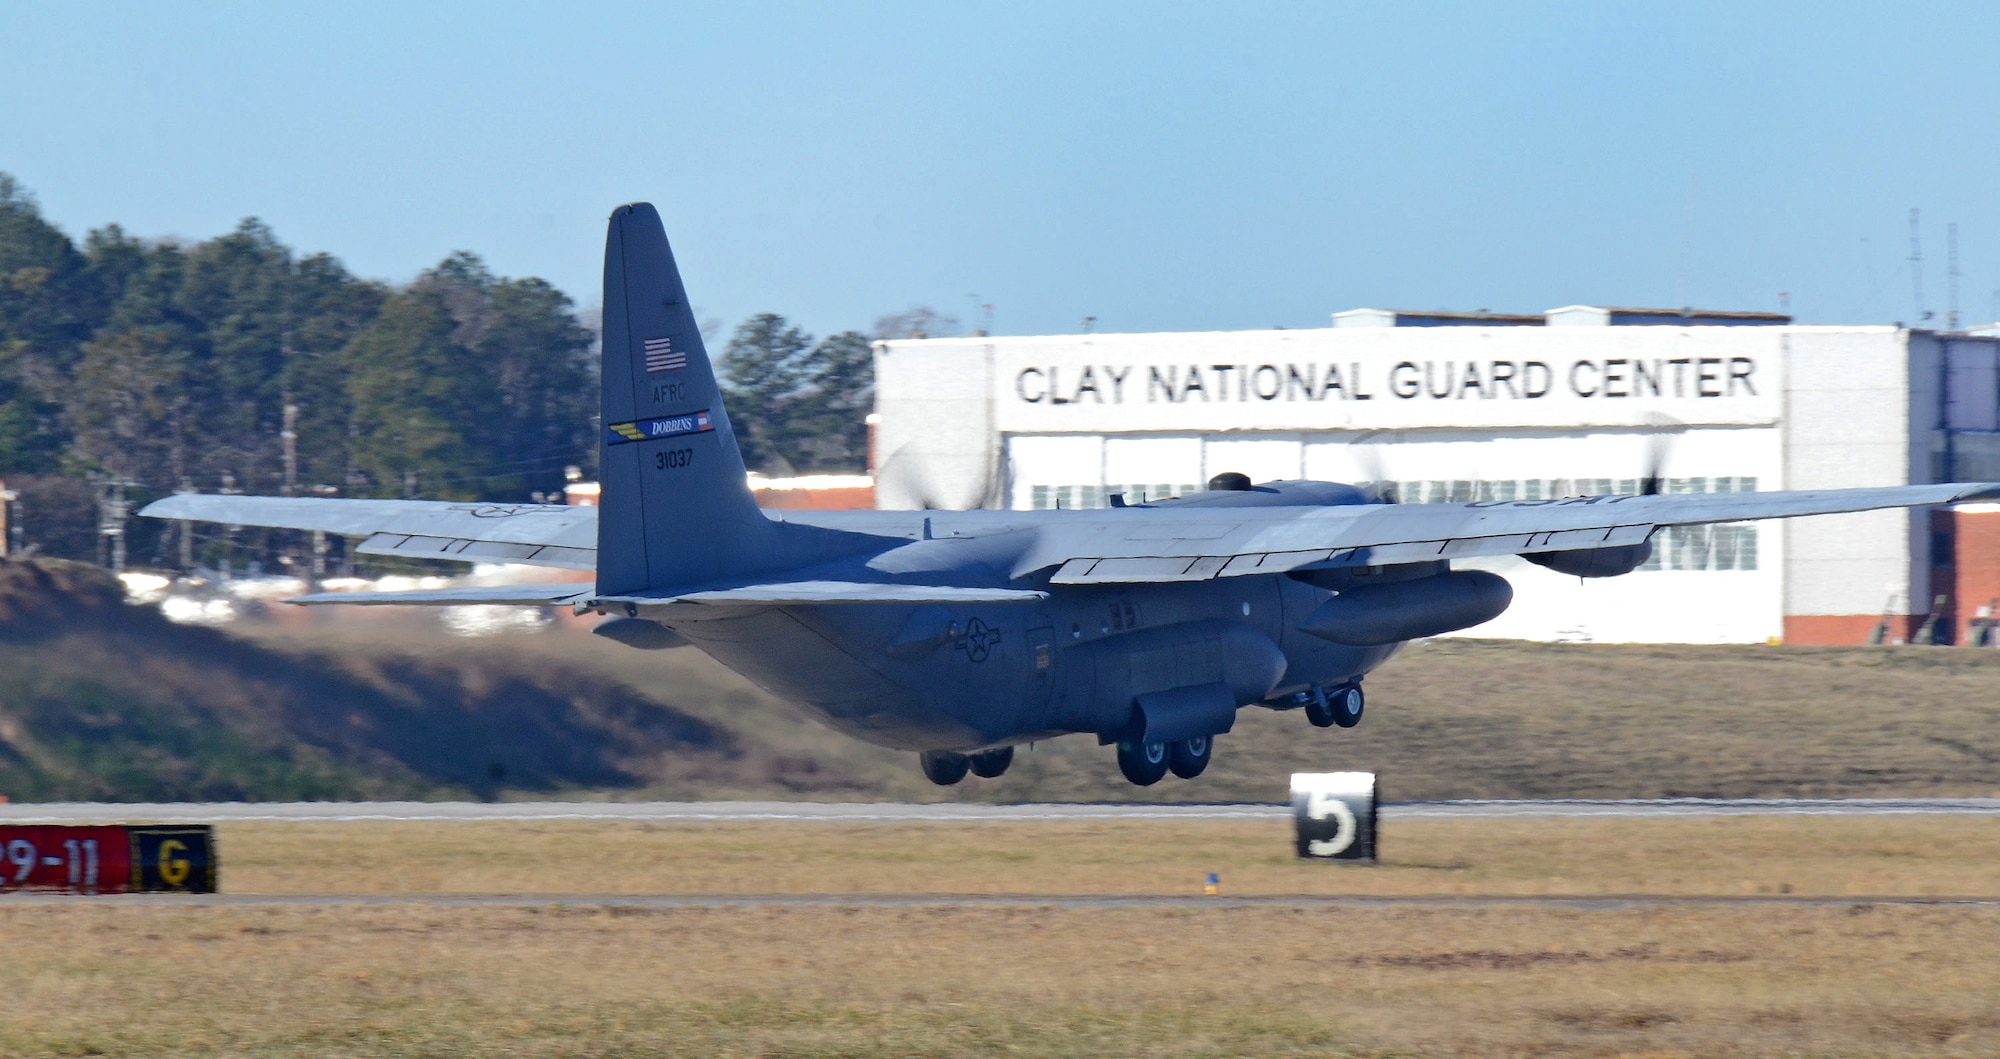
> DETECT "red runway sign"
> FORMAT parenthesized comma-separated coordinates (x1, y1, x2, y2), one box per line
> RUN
(0, 825, 215, 893)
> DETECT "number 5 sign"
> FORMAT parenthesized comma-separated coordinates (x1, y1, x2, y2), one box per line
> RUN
(1291, 772, 1378, 862)
(0, 825, 215, 893)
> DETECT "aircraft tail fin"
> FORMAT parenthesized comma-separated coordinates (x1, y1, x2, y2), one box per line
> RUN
(596, 203, 779, 595)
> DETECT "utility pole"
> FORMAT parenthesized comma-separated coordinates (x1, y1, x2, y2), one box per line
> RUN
(94, 476, 138, 575)
(0, 479, 16, 559)
(281, 396, 299, 498)
(175, 477, 196, 572)
(219, 470, 242, 581)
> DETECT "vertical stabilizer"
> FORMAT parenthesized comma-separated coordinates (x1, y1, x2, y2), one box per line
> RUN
(597, 203, 778, 595)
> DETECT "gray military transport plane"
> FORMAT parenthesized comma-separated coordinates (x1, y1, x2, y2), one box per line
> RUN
(142, 204, 2000, 786)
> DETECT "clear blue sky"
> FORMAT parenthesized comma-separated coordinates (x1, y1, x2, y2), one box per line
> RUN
(6, 1, 1997, 338)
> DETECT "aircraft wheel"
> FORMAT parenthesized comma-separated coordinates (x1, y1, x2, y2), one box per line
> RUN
(1169, 735, 1212, 779)
(1304, 687, 1338, 728)
(919, 750, 970, 786)
(969, 747, 1014, 778)
(1117, 740, 1170, 786)
(1329, 684, 1364, 728)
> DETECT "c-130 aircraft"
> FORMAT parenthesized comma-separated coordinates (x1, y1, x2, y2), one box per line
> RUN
(145, 204, 2000, 786)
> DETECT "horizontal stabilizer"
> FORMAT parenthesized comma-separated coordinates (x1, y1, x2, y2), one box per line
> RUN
(591, 580, 1048, 610)
(288, 584, 592, 607)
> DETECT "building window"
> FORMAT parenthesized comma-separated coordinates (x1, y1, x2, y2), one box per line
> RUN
(1637, 524, 1759, 572)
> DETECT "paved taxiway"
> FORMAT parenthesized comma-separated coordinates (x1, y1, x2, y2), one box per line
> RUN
(1, 798, 1997, 824)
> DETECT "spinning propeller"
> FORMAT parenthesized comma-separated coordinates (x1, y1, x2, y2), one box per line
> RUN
(875, 442, 1003, 511)
(1345, 414, 1687, 505)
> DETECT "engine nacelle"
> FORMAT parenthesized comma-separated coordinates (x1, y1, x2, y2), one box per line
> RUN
(1521, 541, 1653, 578)
(1298, 569, 1513, 646)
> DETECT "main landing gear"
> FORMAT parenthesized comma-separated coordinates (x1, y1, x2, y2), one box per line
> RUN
(920, 747, 1015, 786)
(1117, 735, 1214, 786)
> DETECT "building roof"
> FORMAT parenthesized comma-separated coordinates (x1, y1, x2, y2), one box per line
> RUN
(1544, 305, 1792, 326)
(1332, 308, 1545, 327)
(1335, 305, 1793, 328)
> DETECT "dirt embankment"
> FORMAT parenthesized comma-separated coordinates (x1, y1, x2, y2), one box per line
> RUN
(0, 559, 844, 802)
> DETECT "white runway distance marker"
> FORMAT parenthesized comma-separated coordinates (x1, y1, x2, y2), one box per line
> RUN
(1292, 772, 1379, 861)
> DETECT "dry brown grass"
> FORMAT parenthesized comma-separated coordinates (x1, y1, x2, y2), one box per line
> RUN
(219, 816, 2000, 898)
(4, 901, 1999, 1057)
(6, 817, 2000, 1057)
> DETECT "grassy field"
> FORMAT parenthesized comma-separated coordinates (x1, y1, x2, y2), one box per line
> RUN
(216, 816, 2000, 898)
(7, 902, 2000, 1058)
(7, 817, 2000, 1057)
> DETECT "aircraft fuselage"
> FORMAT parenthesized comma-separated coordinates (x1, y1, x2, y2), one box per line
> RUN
(670, 573, 1399, 752)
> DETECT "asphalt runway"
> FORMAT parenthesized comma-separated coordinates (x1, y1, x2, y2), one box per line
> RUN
(2, 892, 1997, 910)
(1, 798, 1998, 824)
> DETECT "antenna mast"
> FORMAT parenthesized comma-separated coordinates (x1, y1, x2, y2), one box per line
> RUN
(1947, 222, 1960, 332)
(1908, 208, 1927, 323)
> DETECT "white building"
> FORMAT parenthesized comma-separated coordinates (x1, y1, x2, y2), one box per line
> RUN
(873, 308, 2000, 645)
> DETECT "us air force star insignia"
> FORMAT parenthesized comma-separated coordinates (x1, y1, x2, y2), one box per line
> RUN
(954, 617, 1001, 663)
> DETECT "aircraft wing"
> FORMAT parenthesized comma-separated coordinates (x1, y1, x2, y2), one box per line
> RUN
(275, 581, 1040, 612)
(287, 584, 593, 606)
(592, 581, 1048, 609)
(139, 495, 599, 571)
(1028, 482, 2000, 585)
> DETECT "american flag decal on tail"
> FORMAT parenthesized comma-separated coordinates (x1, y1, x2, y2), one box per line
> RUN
(642, 336, 686, 373)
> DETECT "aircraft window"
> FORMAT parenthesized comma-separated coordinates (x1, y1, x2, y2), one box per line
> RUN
(1033, 643, 1053, 671)
(1123, 601, 1137, 627)
(1070, 623, 1081, 639)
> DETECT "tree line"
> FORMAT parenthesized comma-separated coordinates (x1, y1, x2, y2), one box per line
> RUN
(0, 174, 946, 569)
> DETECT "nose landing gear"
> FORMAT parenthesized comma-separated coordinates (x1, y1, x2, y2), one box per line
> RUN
(1304, 683, 1364, 729)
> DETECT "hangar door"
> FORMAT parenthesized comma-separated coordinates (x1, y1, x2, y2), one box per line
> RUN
(1203, 436, 1303, 484)
(1008, 435, 1208, 509)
